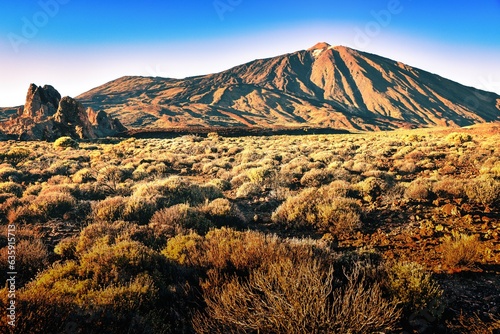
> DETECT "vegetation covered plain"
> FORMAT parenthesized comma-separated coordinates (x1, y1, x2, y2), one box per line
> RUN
(1, 123, 499, 333)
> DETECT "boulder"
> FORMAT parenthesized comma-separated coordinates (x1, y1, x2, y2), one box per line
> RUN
(53, 97, 97, 139)
(90, 109, 127, 137)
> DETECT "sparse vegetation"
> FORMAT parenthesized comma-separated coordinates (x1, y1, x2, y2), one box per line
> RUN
(442, 231, 483, 270)
(0, 125, 499, 333)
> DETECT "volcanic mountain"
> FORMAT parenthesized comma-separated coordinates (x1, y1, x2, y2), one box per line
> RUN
(76, 43, 500, 130)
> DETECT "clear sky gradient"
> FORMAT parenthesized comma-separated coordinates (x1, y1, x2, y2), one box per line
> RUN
(1, 0, 499, 106)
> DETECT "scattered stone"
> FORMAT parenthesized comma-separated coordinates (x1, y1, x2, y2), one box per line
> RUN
(441, 204, 461, 217)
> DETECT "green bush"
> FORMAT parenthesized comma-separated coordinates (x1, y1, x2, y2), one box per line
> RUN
(386, 261, 443, 316)
(75, 221, 135, 255)
(246, 166, 273, 184)
(162, 232, 204, 266)
(16, 238, 174, 333)
(445, 132, 473, 145)
(54, 136, 79, 149)
(54, 237, 78, 260)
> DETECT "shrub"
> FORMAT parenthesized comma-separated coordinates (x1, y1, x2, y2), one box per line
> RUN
(198, 228, 281, 271)
(92, 196, 127, 223)
(200, 198, 245, 227)
(236, 182, 261, 199)
(122, 195, 157, 225)
(246, 166, 273, 184)
(97, 166, 125, 194)
(0, 182, 23, 197)
(207, 178, 231, 191)
(453, 313, 500, 334)
(442, 231, 482, 270)
(162, 232, 204, 266)
(140, 176, 222, 208)
(0, 166, 22, 182)
(433, 178, 466, 199)
(465, 175, 500, 208)
(194, 258, 401, 334)
(164, 228, 279, 271)
(0, 239, 49, 286)
(29, 191, 77, 219)
(78, 239, 167, 285)
(404, 178, 433, 202)
(0, 287, 76, 334)
(54, 136, 79, 149)
(272, 186, 362, 234)
(386, 262, 443, 316)
(75, 221, 135, 255)
(0, 193, 15, 205)
(300, 168, 333, 187)
(4, 147, 31, 165)
(72, 168, 96, 184)
(149, 204, 213, 236)
(17, 239, 173, 333)
(356, 176, 385, 202)
(54, 236, 78, 260)
(446, 132, 473, 145)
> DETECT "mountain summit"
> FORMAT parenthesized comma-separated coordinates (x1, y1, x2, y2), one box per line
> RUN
(308, 42, 332, 50)
(75, 43, 499, 130)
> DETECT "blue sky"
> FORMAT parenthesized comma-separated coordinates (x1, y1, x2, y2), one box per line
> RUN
(1, 0, 499, 106)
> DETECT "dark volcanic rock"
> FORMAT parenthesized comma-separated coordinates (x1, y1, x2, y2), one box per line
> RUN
(54, 97, 96, 139)
(0, 84, 126, 141)
(87, 107, 127, 137)
(23, 84, 61, 118)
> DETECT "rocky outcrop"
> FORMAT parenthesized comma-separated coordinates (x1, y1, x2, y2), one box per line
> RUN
(22, 84, 61, 118)
(53, 97, 97, 139)
(0, 84, 126, 141)
(87, 107, 127, 137)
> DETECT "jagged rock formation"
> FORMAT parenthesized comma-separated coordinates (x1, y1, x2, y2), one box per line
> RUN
(53, 97, 97, 139)
(87, 107, 127, 137)
(0, 84, 126, 140)
(22, 84, 61, 118)
(77, 43, 500, 131)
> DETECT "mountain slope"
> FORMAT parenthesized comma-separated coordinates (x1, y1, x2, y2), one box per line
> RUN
(77, 43, 500, 130)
